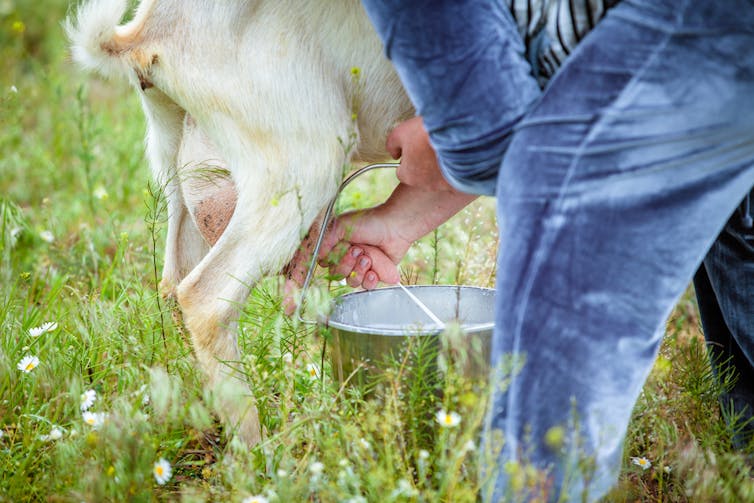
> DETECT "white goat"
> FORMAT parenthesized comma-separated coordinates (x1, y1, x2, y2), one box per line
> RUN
(66, 0, 413, 444)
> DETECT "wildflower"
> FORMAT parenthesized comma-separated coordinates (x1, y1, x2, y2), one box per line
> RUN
(153, 458, 172, 485)
(17, 355, 40, 373)
(462, 439, 476, 453)
(306, 362, 319, 379)
(435, 409, 461, 428)
(309, 461, 324, 476)
(11, 20, 25, 34)
(82, 411, 106, 429)
(29, 321, 58, 337)
(80, 389, 97, 411)
(631, 456, 652, 470)
(276, 468, 288, 478)
(41, 426, 63, 441)
(39, 230, 54, 243)
(664, 465, 672, 474)
(242, 497, 268, 503)
(282, 352, 293, 364)
(93, 186, 108, 200)
(390, 479, 418, 498)
(10, 85, 18, 94)
(137, 384, 150, 406)
(357, 437, 371, 450)
(418, 449, 430, 460)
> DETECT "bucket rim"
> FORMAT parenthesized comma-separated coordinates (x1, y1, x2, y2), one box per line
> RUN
(325, 285, 495, 336)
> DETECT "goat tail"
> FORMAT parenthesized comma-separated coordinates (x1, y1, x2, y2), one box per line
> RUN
(65, 0, 154, 83)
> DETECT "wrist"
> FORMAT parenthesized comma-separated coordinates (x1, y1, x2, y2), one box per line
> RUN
(380, 183, 477, 242)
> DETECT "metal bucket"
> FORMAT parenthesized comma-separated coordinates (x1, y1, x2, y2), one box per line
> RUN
(296, 164, 496, 388)
(326, 285, 495, 387)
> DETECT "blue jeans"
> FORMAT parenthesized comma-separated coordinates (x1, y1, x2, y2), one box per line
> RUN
(486, 1, 754, 501)
(694, 191, 754, 450)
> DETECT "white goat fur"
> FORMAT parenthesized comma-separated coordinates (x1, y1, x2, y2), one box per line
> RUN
(66, 0, 413, 444)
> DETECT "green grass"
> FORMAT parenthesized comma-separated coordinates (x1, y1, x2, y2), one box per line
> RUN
(1, 1, 753, 501)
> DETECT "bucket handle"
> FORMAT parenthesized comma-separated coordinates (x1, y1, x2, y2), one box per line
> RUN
(294, 162, 399, 324)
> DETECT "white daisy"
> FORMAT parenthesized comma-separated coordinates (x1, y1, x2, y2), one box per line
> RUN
(435, 409, 461, 428)
(306, 363, 320, 379)
(82, 411, 106, 429)
(241, 496, 269, 503)
(41, 426, 63, 441)
(309, 461, 324, 476)
(17, 355, 40, 373)
(462, 439, 476, 453)
(93, 186, 108, 200)
(153, 458, 172, 485)
(29, 321, 57, 337)
(39, 230, 54, 243)
(80, 389, 97, 411)
(631, 456, 652, 471)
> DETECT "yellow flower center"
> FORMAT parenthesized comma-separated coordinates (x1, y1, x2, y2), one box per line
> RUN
(25, 362, 35, 371)
(155, 466, 164, 476)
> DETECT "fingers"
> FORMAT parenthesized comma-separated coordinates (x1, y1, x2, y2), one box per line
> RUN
(359, 244, 400, 285)
(283, 243, 397, 316)
(327, 244, 399, 289)
(328, 246, 368, 287)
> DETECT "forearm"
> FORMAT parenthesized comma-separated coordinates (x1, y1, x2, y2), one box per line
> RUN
(376, 183, 477, 243)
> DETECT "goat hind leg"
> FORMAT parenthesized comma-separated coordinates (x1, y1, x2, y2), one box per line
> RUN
(175, 188, 307, 445)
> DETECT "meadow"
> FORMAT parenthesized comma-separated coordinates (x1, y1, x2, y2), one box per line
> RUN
(1, 1, 753, 501)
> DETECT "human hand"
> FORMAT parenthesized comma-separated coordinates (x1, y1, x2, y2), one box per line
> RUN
(387, 116, 455, 192)
(282, 207, 410, 315)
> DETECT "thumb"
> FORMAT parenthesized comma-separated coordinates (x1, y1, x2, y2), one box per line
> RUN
(386, 128, 403, 160)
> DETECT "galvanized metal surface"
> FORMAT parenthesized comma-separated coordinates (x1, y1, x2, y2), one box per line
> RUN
(327, 285, 495, 386)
